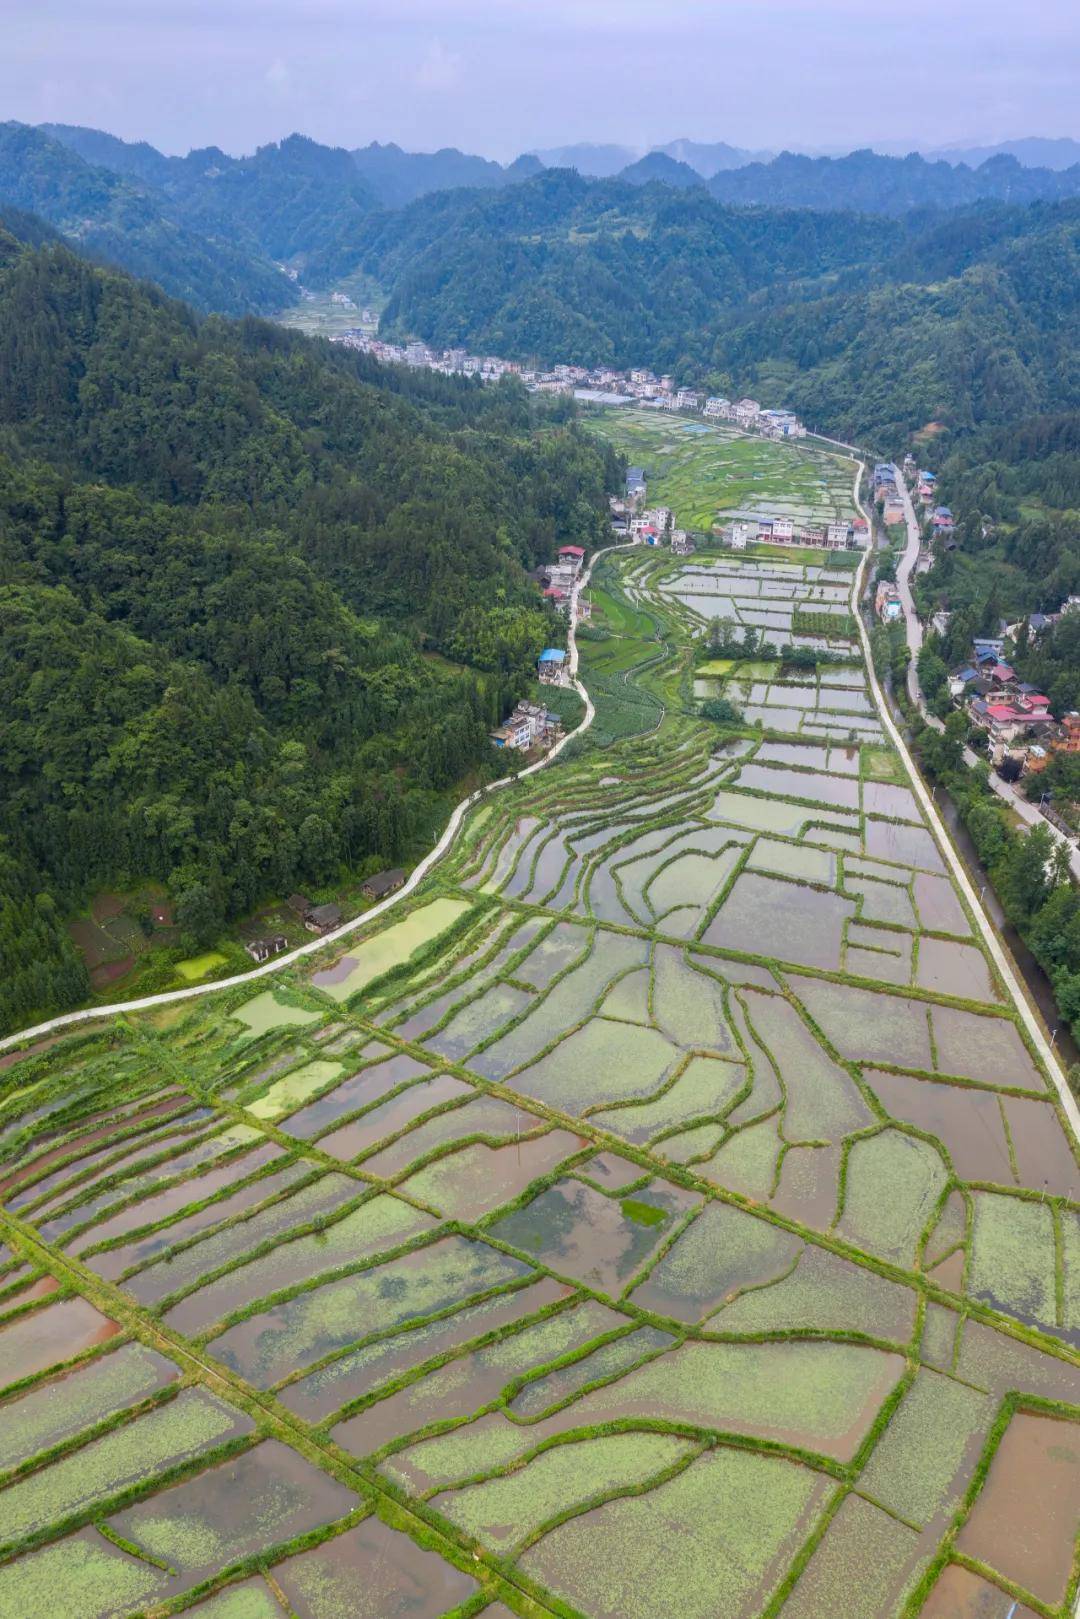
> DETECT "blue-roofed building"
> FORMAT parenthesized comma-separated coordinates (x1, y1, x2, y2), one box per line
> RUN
(538, 647, 567, 684)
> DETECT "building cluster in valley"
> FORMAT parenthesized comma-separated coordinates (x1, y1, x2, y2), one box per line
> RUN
(489, 696, 567, 753)
(489, 545, 582, 755)
(531, 546, 593, 622)
(327, 331, 810, 442)
(941, 626, 1079, 776)
(611, 463, 868, 554)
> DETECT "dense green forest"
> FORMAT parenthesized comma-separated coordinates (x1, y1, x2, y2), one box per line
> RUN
(0, 123, 296, 316)
(330, 174, 1077, 451)
(335, 169, 892, 364)
(0, 125, 540, 314)
(0, 227, 616, 1033)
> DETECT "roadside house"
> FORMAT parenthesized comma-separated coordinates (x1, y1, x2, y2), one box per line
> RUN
(362, 869, 406, 902)
(304, 902, 343, 935)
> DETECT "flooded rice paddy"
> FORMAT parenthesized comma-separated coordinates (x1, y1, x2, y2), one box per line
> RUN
(1, 524, 1077, 1616)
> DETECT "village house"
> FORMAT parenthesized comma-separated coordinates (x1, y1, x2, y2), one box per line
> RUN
(948, 664, 981, 699)
(330, 332, 810, 441)
(537, 647, 567, 684)
(304, 902, 343, 935)
(1026, 712, 1080, 776)
(557, 545, 586, 573)
(876, 581, 903, 623)
(969, 696, 1054, 749)
(544, 561, 580, 592)
(671, 530, 694, 555)
(626, 466, 647, 499)
(759, 408, 805, 440)
(490, 701, 564, 751)
(361, 869, 406, 902)
(245, 935, 287, 964)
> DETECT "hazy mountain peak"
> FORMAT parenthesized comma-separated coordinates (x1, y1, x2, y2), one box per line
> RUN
(618, 151, 705, 188)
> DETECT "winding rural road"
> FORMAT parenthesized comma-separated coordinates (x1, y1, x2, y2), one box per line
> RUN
(0, 547, 620, 1057)
(5, 476, 1080, 1152)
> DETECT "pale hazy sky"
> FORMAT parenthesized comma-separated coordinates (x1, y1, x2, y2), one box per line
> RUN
(5, 0, 1078, 160)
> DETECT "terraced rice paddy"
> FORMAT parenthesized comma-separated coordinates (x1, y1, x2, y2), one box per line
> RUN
(1, 446, 1078, 1617)
(588, 409, 858, 533)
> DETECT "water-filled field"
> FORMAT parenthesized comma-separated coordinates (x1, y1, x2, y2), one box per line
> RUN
(587, 409, 858, 532)
(1, 508, 1078, 1617)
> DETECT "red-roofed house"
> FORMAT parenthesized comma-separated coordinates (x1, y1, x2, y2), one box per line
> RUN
(971, 694, 1054, 746)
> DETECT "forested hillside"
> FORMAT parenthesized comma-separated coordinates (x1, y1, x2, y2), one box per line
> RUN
(334, 169, 890, 366)
(341, 173, 1078, 449)
(0, 123, 295, 315)
(0, 228, 616, 1033)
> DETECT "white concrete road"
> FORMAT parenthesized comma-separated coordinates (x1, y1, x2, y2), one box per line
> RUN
(847, 463, 1080, 1140)
(0, 546, 628, 1058)
(4, 504, 1079, 1146)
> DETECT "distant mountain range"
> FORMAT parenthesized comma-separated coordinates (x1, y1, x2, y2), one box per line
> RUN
(532, 140, 770, 177)
(530, 136, 1080, 179)
(916, 137, 1080, 172)
(1, 119, 1077, 321)
(704, 149, 1080, 215)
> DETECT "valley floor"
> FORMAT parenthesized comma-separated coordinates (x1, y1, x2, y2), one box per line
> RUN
(1, 449, 1078, 1619)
